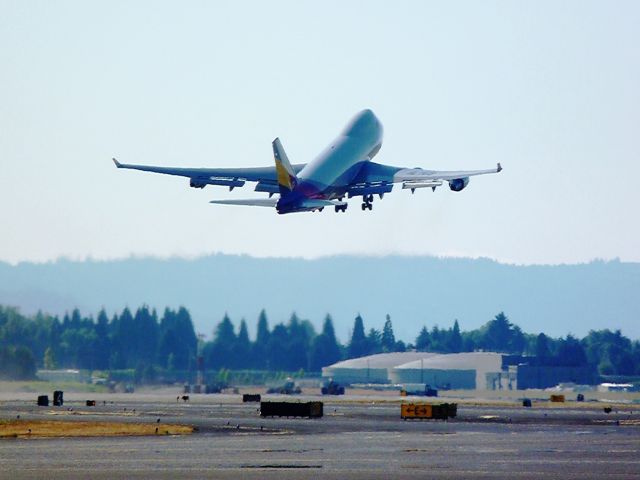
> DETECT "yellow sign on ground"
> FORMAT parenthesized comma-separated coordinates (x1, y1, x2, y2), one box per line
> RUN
(401, 403, 432, 419)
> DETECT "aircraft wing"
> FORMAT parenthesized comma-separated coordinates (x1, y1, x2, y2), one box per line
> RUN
(112, 158, 306, 193)
(392, 163, 503, 182)
(347, 161, 502, 195)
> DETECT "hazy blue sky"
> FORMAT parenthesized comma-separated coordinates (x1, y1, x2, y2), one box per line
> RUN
(2, 1, 639, 265)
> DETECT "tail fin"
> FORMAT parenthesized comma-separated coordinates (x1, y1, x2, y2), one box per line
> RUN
(272, 138, 298, 196)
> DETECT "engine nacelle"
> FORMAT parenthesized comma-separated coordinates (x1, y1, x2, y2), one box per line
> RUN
(189, 178, 208, 189)
(448, 177, 470, 192)
(189, 177, 246, 190)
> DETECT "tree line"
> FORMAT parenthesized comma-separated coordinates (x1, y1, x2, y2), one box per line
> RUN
(1, 305, 639, 381)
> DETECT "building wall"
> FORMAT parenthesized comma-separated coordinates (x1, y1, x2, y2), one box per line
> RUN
(321, 367, 389, 384)
(389, 368, 476, 389)
(516, 365, 595, 389)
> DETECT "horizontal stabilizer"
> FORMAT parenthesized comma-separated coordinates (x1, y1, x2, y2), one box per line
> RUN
(209, 198, 278, 207)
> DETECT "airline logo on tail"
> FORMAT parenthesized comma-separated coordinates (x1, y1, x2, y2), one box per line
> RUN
(272, 138, 297, 195)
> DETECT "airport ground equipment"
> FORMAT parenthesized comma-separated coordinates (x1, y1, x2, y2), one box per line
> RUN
(550, 394, 565, 403)
(86, 400, 96, 407)
(37, 395, 49, 407)
(266, 379, 302, 395)
(53, 391, 64, 406)
(401, 402, 457, 420)
(522, 398, 532, 407)
(260, 401, 323, 418)
(401, 384, 438, 397)
(576, 393, 585, 402)
(243, 394, 261, 402)
(321, 380, 345, 395)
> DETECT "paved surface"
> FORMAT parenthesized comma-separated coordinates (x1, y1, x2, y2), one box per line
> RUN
(1, 393, 639, 479)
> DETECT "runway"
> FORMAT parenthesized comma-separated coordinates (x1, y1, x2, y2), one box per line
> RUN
(1, 392, 639, 479)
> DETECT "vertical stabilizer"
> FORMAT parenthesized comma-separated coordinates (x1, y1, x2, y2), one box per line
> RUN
(272, 138, 298, 196)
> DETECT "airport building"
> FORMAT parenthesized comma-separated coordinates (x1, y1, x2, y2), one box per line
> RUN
(323, 352, 599, 390)
(321, 352, 439, 384)
(389, 352, 505, 390)
(322, 352, 510, 390)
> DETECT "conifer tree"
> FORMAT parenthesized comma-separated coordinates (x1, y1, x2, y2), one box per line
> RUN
(348, 314, 367, 358)
(381, 315, 396, 352)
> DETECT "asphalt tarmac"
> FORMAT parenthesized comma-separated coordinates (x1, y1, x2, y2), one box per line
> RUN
(1, 392, 639, 479)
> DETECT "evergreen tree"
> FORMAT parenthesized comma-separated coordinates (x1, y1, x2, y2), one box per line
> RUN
(158, 307, 197, 370)
(348, 314, 367, 358)
(366, 328, 382, 354)
(309, 315, 342, 371)
(535, 333, 552, 363)
(132, 306, 158, 366)
(286, 313, 313, 371)
(266, 323, 290, 370)
(381, 315, 396, 352)
(0, 346, 36, 380)
(448, 320, 463, 353)
(111, 307, 135, 367)
(415, 326, 430, 351)
(556, 335, 587, 367)
(252, 309, 270, 369)
(205, 313, 237, 369)
(94, 309, 111, 370)
(235, 319, 251, 369)
(394, 340, 407, 352)
(429, 326, 446, 352)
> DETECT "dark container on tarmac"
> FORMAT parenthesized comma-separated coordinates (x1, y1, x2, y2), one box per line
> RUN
(523, 398, 532, 407)
(431, 403, 457, 419)
(86, 400, 96, 407)
(576, 393, 585, 402)
(37, 395, 49, 407)
(243, 394, 261, 403)
(53, 390, 63, 406)
(260, 401, 323, 418)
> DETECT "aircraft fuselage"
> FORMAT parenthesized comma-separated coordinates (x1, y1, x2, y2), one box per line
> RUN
(277, 109, 383, 213)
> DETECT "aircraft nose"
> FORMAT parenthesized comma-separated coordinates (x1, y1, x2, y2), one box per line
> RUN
(343, 109, 382, 137)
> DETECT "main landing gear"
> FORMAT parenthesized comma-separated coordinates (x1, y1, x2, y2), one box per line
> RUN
(334, 204, 347, 213)
(361, 194, 374, 211)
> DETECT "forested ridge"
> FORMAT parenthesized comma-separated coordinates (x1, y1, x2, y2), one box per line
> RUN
(1, 305, 639, 381)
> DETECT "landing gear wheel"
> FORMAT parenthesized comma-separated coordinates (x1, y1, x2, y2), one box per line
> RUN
(361, 203, 366, 211)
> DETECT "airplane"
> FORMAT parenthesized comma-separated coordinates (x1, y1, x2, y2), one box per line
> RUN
(113, 109, 501, 214)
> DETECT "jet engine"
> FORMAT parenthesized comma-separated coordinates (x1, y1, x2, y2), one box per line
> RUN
(190, 179, 208, 189)
(189, 177, 246, 190)
(448, 177, 470, 192)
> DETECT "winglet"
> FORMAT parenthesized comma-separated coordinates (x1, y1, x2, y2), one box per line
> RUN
(112, 158, 122, 168)
(497, 162, 502, 173)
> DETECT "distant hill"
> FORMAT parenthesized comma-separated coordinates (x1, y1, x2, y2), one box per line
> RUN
(0, 255, 638, 341)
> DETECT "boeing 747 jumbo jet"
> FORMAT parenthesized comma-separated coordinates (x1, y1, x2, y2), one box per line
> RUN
(113, 109, 501, 214)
